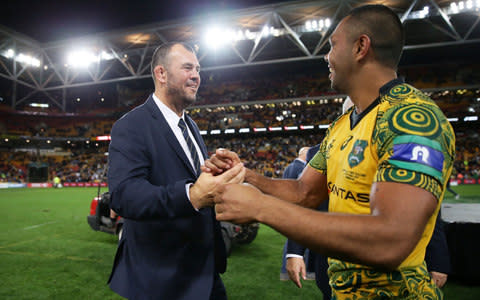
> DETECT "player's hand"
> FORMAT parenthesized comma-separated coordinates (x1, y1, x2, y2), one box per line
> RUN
(430, 271, 448, 288)
(190, 163, 245, 209)
(286, 257, 307, 288)
(202, 148, 242, 175)
(214, 183, 263, 224)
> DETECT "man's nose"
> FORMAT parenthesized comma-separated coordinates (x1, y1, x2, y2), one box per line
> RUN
(191, 69, 200, 80)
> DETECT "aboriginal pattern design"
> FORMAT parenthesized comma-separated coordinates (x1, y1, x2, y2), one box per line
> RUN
(376, 164, 443, 200)
(372, 83, 455, 190)
(329, 260, 443, 300)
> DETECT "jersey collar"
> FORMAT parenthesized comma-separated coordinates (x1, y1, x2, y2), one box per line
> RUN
(350, 77, 405, 129)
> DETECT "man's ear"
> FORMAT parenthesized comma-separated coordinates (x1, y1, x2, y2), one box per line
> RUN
(354, 34, 371, 61)
(154, 65, 167, 84)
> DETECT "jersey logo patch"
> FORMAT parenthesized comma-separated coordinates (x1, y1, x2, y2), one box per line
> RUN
(389, 135, 444, 182)
(348, 140, 368, 167)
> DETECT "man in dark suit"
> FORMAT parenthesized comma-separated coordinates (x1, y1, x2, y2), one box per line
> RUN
(107, 42, 245, 300)
(280, 147, 311, 280)
(425, 210, 451, 288)
(284, 145, 332, 300)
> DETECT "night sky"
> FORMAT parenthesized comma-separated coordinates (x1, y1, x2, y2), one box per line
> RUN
(1, 0, 293, 42)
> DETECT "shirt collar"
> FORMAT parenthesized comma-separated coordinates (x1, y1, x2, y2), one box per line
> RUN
(379, 77, 405, 96)
(152, 93, 185, 126)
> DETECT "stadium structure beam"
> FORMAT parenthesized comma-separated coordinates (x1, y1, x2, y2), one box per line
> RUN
(276, 13, 311, 56)
(400, 0, 419, 23)
(1, 0, 480, 110)
(464, 15, 480, 40)
(312, 1, 344, 56)
(429, 0, 462, 40)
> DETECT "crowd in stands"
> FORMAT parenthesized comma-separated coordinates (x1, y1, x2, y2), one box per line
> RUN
(0, 148, 107, 184)
(1, 86, 478, 138)
(454, 132, 480, 181)
(1, 62, 480, 184)
(2, 132, 480, 185)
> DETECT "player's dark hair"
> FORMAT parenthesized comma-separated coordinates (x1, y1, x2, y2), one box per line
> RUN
(346, 4, 405, 69)
(150, 42, 196, 81)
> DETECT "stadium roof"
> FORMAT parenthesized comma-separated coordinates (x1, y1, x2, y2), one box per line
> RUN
(1, 0, 480, 111)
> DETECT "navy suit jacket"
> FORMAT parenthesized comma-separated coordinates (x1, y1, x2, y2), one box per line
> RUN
(286, 145, 325, 256)
(107, 95, 226, 299)
(282, 158, 306, 180)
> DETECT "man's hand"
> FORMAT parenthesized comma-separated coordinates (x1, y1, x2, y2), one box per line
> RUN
(190, 163, 245, 209)
(202, 148, 242, 175)
(286, 257, 307, 288)
(214, 183, 264, 224)
(430, 271, 448, 288)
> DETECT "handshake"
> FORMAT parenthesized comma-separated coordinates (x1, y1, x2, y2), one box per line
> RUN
(189, 148, 264, 224)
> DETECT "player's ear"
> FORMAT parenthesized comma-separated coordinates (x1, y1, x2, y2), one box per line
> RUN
(154, 65, 167, 84)
(354, 34, 371, 61)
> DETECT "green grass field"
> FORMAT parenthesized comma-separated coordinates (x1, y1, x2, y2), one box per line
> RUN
(0, 185, 479, 299)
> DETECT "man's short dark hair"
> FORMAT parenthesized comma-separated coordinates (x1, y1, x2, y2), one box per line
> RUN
(150, 42, 196, 81)
(346, 4, 405, 69)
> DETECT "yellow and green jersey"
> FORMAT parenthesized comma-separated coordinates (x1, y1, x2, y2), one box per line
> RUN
(309, 80, 455, 299)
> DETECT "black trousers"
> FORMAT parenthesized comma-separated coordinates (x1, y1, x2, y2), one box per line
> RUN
(210, 273, 227, 300)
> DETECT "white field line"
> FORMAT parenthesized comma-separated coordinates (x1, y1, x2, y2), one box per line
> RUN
(23, 221, 58, 230)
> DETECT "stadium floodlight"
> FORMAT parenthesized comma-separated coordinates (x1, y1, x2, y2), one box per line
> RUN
(448, 117, 459, 122)
(4, 51, 41, 67)
(100, 51, 114, 60)
(199, 130, 208, 135)
(305, 20, 312, 31)
(210, 129, 221, 135)
(239, 128, 250, 133)
(5, 49, 15, 58)
(224, 129, 235, 134)
(305, 18, 330, 32)
(66, 49, 114, 68)
(17, 54, 41, 67)
(300, 125, 314, 130)
(29, 103, 49, 108)
(262, 26, 269, 37)
(448, 0, 480, 14)
(325, 18, 331, 28)
(464, 116, 478, 121)
(245, 29, 255, 40)
(204, 26, 236, 49)
(318, 124, 330, 129)
(284, 126, 298, 131)
(67, 49, 100, 68)
(467, 0, 473, 9)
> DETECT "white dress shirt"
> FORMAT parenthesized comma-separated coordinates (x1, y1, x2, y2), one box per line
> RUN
(152, 93, 205, 170)
(152, 94, 204, 209)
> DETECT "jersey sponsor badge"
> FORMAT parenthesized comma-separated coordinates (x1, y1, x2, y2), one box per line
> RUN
(348, 139, 368, 167)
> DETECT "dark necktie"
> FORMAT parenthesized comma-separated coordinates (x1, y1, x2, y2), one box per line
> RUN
(178, 118, 201, 174)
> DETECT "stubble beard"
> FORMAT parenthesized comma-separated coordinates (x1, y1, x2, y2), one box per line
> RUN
(166, 84, 196, 108)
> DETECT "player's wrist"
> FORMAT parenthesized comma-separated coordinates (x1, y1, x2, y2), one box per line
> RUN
(189, 184, 203, 209)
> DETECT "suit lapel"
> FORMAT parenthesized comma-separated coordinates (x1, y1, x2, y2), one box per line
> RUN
(145, 96, 198, 177)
